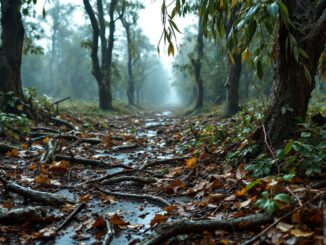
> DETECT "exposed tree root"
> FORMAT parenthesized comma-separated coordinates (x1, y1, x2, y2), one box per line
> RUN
(0, 206, 45, 225)
(98, 189, 170, 207)
(57, 202, 86, 231)
(1, 178, 75, 206)
(50, 117, 75, 130)
(110, 143, 138, 152)
(54, 155, 133, 169)
(101, 176, 156, 185)
(140, 156, 191, 170)
(0, 143, 17, 154)
(142, 213, 273, 245)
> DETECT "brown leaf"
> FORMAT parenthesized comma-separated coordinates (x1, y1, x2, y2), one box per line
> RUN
(5, 149, 19, 158)
(79, 194, 91, 203)
(34, 174, 50, 185)
(185, 157, 197, 169)
(235, 188, 247, 197)
(164, 205, 178, 214)
(290, 228, 314, 238)
(61, 203, 75, 213)
(49, 161, 69, 172)
(150, 214, 168, 226)
(109, 214, 128, 226)
(208, 193, 226, 203)
(93, 216, 106, 229)
(2, 199, 14, 209)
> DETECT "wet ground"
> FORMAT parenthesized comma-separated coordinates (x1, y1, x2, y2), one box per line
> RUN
(0, 110, 193, 244)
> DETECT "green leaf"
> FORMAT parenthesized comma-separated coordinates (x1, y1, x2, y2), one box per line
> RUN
(303, 64, 312, 84)
(274, 193, 291, 204)
(266, 2, 279, 20)
(245, 178, 262, 192)
(256, 59, 263, 80)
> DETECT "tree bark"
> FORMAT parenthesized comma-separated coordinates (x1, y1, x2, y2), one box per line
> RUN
(83, 0, 116, 110)
(122, 19, 135, 105)
(0, 0, 24, 98)
(257, 0, 326, 147)
(224, 7, 242, 116)
(193, 15, 204, 110)
(225, 53, 242, 116)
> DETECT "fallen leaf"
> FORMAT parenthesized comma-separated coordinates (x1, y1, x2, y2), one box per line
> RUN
(1, 199, 14, 209)
(28, 163, 39, 171)
(290, 228, 314, 238)
(43, 137, 49, 144)
(34, 174, 50, 185)
(49, 161, 69, 172)
(185, 157, 197, 169)
(93, 216, 106, 229)
(235, 188, 247, 197)
(208, 193, 226, 203)
(109, 214, 129, 226)
(21, 144, 28, 149)
(150, 214, 168, 226)
(79, 194, 91, 203)
(236, 163, 247, 180)
(5, 149, 19, 158)
(61, 203, 75, 213)
(276, 222, 294, 232)
(100, 194, 115, 204)
(238, 139, 248, 151)
(164, 205, 178, 213)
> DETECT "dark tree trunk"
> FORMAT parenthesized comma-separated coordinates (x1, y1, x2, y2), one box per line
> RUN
(225, 53, 242, 116)
(224, 7, 242, 116)
(0, 0, 24, 98)
(193, 15, 204, 110)
(83, 0, 117, 110)
(256, 0, 326, 147)
(122, 20, 135, 105)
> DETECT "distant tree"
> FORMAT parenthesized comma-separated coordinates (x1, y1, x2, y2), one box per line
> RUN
(83, 0, 122, 110)
(191, 14, 204, 110)
(120, 0, 144, 106)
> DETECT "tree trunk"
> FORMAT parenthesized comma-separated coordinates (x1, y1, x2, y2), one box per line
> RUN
(225, 53, 242, 116)
(123, 21, 135, 105)
(193, 15, 204, 110)
(224, 6, 242, 116)
(98, 83, 110, 110)
(0, 0, 24, 98)
(257, 0, 326, 147)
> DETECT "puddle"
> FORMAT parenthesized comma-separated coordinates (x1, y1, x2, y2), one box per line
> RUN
(55, 200, 162, 245)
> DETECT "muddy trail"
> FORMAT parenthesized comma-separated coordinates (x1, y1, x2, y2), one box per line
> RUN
(0, 111, 325, 244)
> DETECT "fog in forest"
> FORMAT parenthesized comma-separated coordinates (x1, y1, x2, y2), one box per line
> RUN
(20, 0, 189, 108)
(19, 0, 325, 111)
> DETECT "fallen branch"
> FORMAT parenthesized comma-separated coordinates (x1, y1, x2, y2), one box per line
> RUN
(1, 179, 75, 206)
(140, 156, 191, 170)
(0, 206, 45, 225)
(110, 143, 138, 152)
(57, 202, 86, 231)
(142, 213, 273, 245)
(50, 117, 75, 130)
(103, 218, 114, 245)
(101, 176, 156, 185)
(31, 127, 60, 134)
(54, 155, 132, 169)
(98, 189, 170, 207)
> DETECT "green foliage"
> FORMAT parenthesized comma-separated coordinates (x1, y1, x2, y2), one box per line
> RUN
(0, 112, 31, 139)
(255, 191, 291, 215)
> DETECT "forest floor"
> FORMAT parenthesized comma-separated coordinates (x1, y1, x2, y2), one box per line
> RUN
(0, 108, 325, 244)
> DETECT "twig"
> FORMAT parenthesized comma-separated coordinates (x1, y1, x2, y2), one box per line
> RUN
(101, 176, 156, 185)
(57, 202, 86, 231)
(241, 192, 324, 245)
(286, 186, 302, 206)
(140, 156, 191, 170)
(261, 124, 275, 159)
(98, 189, 170, 207)
(103, 218, 114, 245)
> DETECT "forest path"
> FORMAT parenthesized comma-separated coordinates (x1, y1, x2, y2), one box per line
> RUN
(1, 110, 217, 244)
(2, 110, 323, 244)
